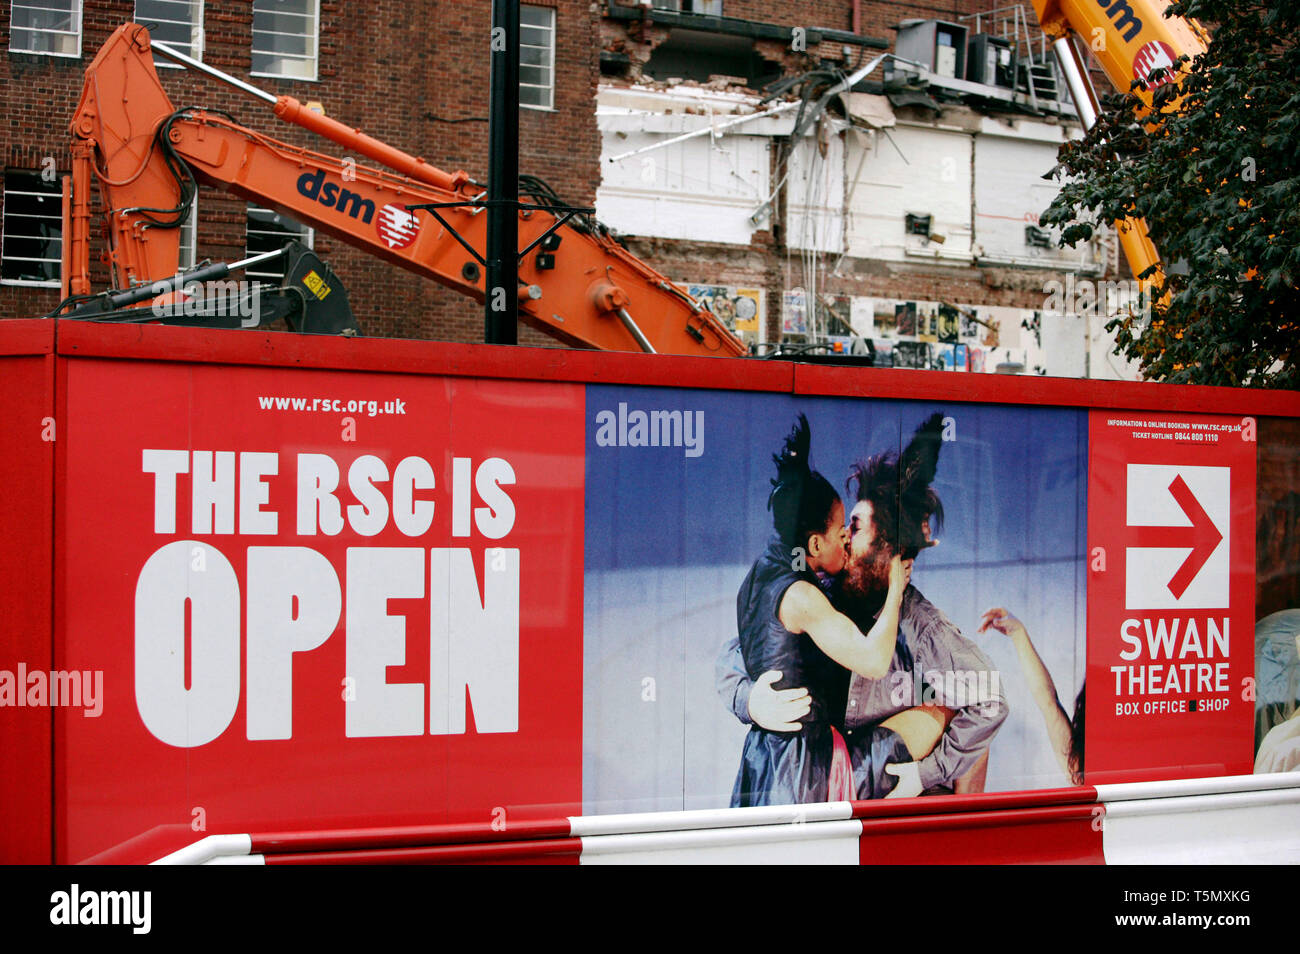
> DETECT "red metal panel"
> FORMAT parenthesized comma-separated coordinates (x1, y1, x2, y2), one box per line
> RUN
(0, 350, 55, 863)
(54, 320, 793, 393)
(54, 356, 587, 862)
(26, 318, 1300, 864)
(54, 320, 1300, 414)
(859, 804, 1105, 864)
(1086, 410, 1257, 784)
(0, 318, 55, 355)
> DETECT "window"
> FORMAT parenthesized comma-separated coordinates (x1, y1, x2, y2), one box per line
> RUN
(10, 0, 82, 57)
(134, 0, 203, 67)
(251, 0, 318, 81)
(519, 5, 554, 111)
(2, 170, 62, 286)
(651, 0, 723, 13)
(246, 203, 311, 284)
(178, 194, 197, 270)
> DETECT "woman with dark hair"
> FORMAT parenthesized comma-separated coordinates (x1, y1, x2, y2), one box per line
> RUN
(978, 608, 1085, 784)
(731, 414, 912, 806)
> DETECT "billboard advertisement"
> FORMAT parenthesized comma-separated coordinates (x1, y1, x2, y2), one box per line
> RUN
(58, 359, 587, 862)
(38, 345, 1294, 862)
(583, 389, 1087, 812)
(1086, 412, 1257, 782)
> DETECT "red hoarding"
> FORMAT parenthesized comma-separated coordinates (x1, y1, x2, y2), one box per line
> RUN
(2, 322, 1294, 862)
(56, 358, 585, 862)
(0, 322, 55, 863)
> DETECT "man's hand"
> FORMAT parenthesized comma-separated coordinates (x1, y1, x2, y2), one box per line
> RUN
(883, 761, 923, 799)
(747, 670, 810, 732)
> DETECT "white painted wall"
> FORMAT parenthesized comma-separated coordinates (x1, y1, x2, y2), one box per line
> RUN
(1040, 311, 1089, 378)
(1088, 314, 1144, 380)
(845, 124, 973, 262)
(974, 132, 1094, 270)
(596, 128, 770, 245)
(785, 125, 844, 255)
(592, 85, 1138, 380)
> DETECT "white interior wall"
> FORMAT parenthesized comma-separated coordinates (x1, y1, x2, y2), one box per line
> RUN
(784, 124, 845, 255)
(974, 132, 1094, 270)
(596, 129, 771, 246)
(1088, 315, 1145, 380)
(592, 85, 1140, 380)
(845, 123, 973, 262)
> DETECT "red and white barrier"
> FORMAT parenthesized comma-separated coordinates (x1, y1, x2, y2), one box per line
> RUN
(1097, 773, 1300, 865)
(151, 771, 1300, 865)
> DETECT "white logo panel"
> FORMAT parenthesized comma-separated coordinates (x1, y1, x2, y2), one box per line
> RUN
(1124, 463, 1229, 610)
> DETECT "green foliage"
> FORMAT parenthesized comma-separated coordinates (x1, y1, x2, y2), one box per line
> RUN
(1040, 0, 1300, 388)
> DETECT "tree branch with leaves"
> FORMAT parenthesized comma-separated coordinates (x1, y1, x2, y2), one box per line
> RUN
(1041, 0, 1300, 388)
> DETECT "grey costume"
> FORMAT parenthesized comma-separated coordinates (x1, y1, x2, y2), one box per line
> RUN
(718, 584, 1008, 792)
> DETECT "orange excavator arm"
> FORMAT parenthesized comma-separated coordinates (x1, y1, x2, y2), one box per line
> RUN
(64, 23, 744, 357)
(1031, 0, 1210, 292)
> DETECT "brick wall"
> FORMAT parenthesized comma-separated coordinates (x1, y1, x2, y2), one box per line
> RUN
(0, 0, 596, 347)
(1, 0, 1093, 350)
(854, 0, 991, 40)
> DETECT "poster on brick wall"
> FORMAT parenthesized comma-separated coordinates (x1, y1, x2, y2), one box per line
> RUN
(782, 288, 807, 336)
(849, 297, 874, 337)
(686, 283, 764, 343)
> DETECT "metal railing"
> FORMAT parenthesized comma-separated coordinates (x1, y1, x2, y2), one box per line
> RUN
(959, 4, 1057, 111)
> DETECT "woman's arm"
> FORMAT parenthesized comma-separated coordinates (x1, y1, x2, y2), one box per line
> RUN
(979, 607, 1074, 780)
(779, 557, 911, 679)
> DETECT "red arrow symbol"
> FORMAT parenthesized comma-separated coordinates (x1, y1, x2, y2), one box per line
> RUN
(1130, 474, 1223, 599)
